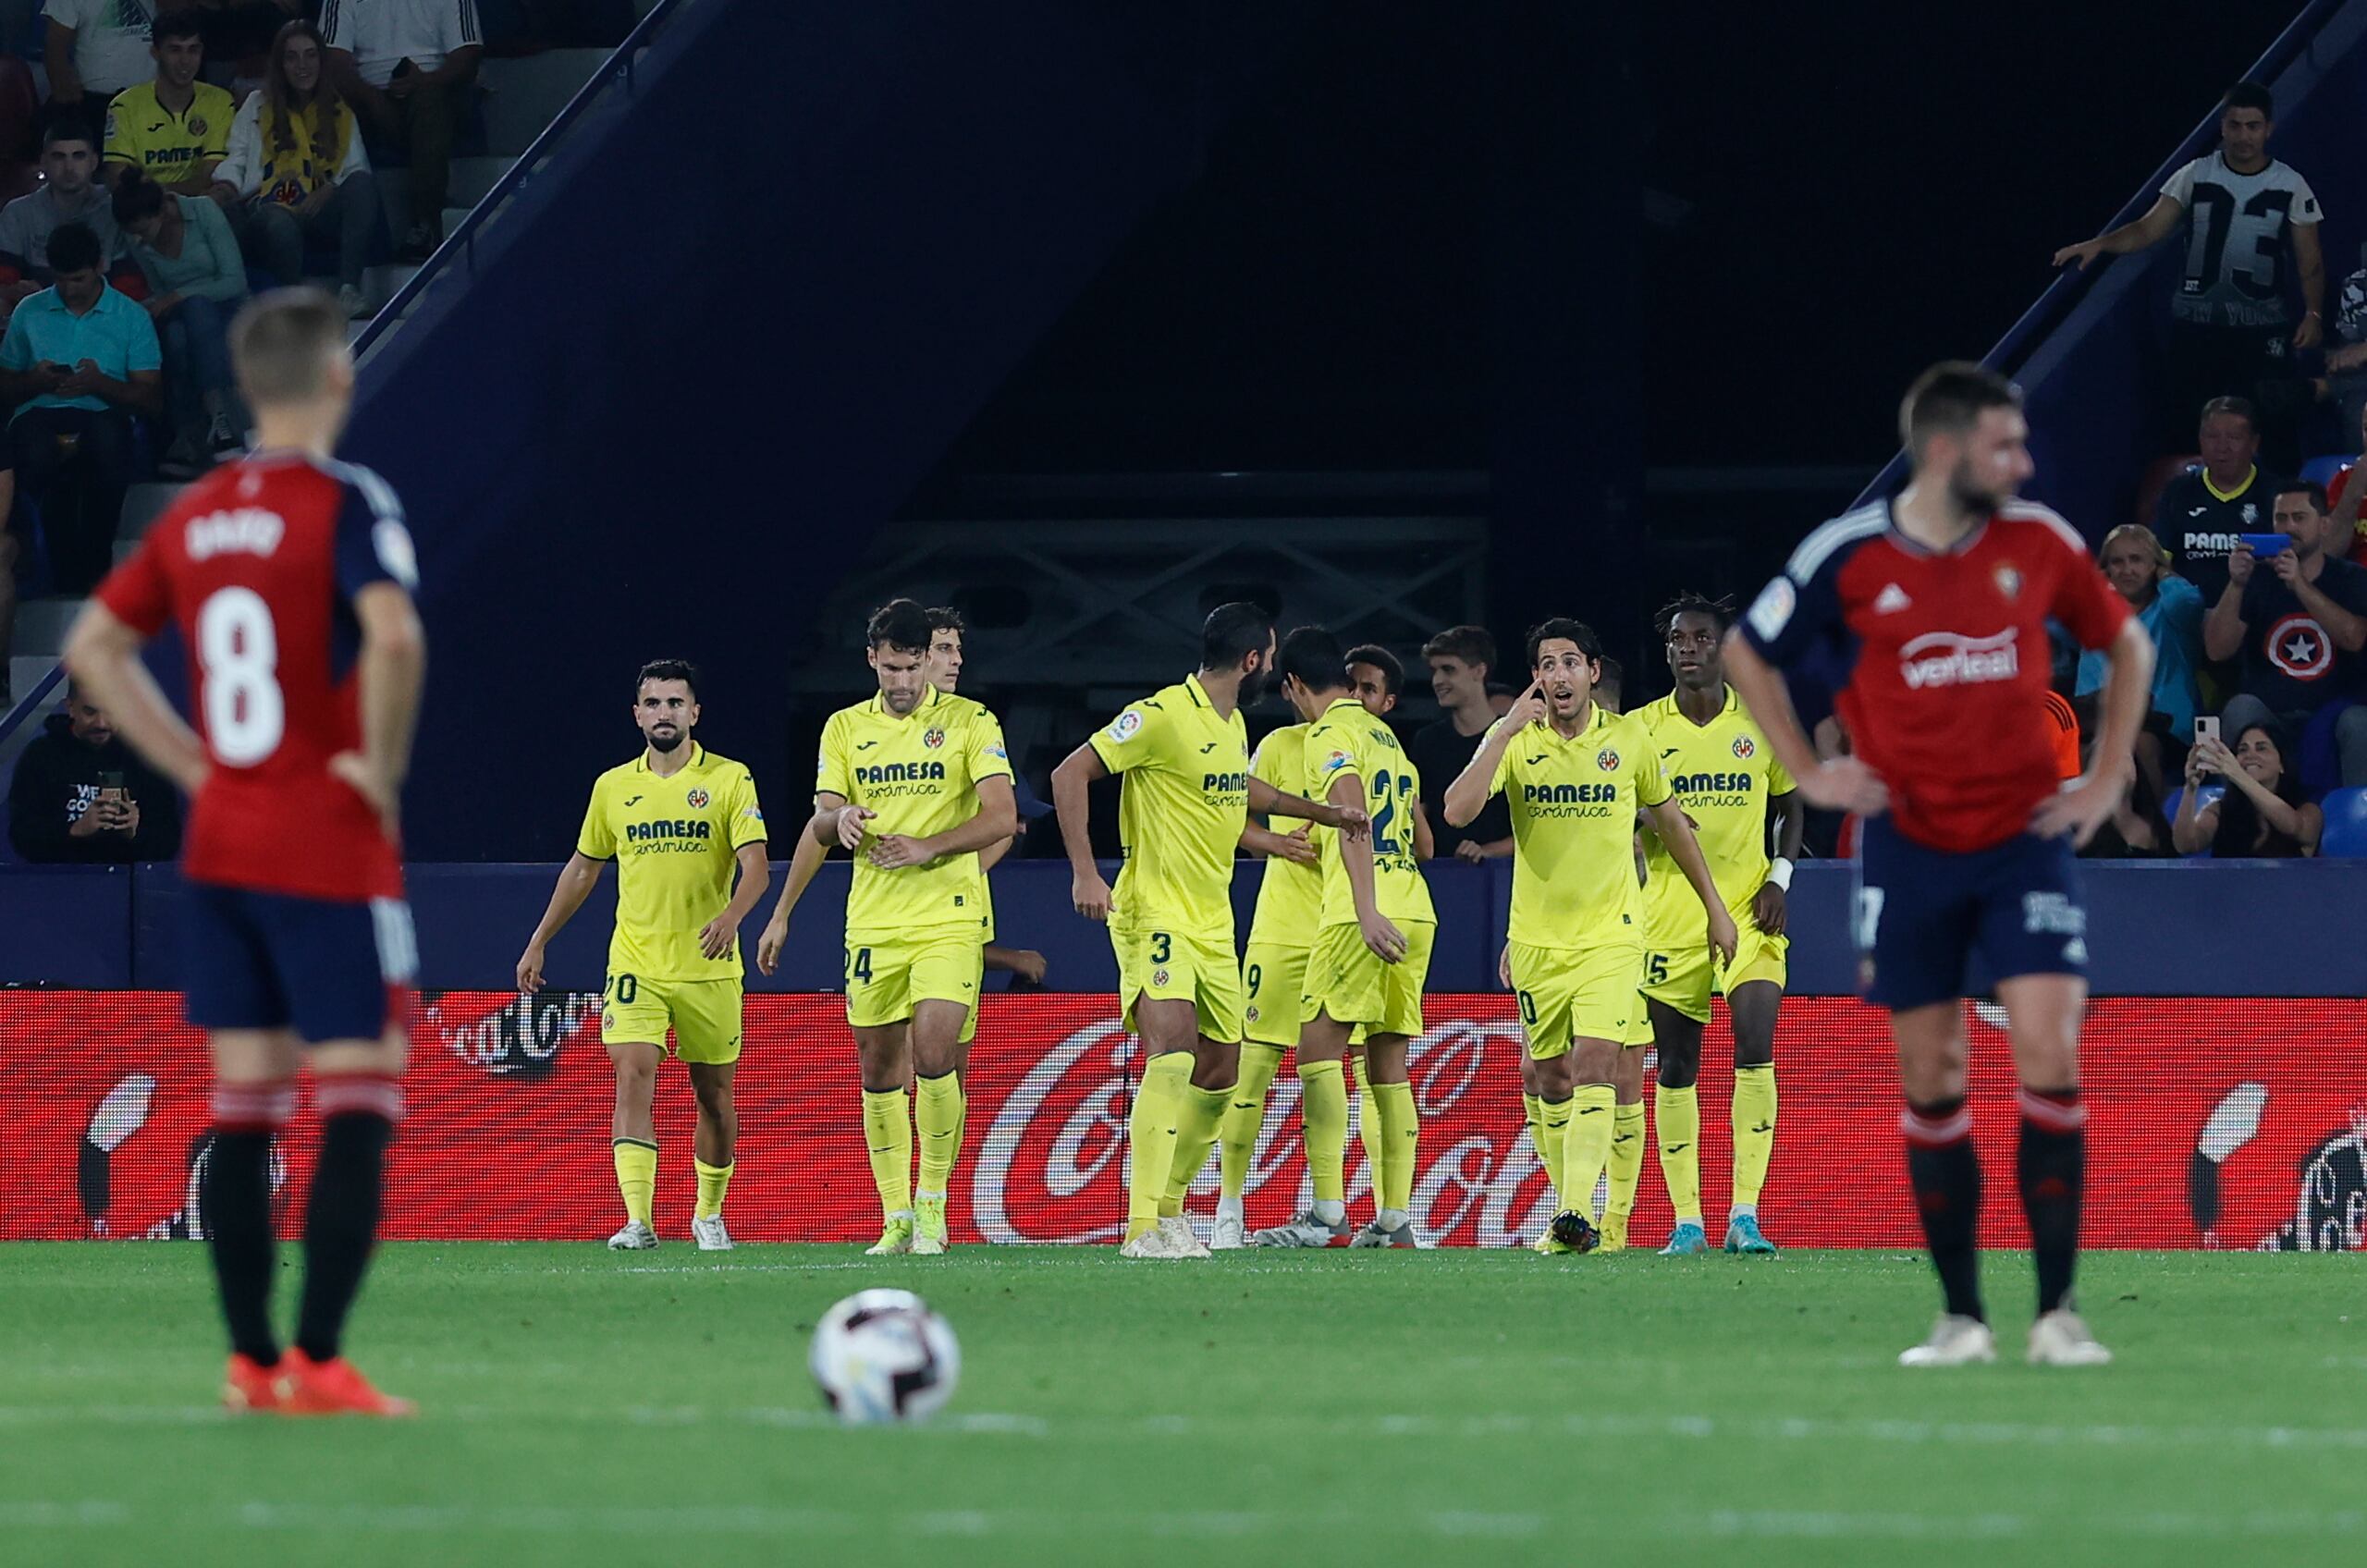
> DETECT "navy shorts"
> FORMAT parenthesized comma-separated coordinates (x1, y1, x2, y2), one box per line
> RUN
(181, 884, 416, 1044)
(1853, 815, 2087, 1012)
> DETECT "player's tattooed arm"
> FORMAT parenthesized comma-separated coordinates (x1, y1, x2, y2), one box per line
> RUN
(870, 775, 1017, 868)
(1246, 775, 1369, 840)
(1329, 770, 1405, 964)
(1643, 796, 1737, 966)
(811, 790, 875, 851)
(1050, 741, 1114, 920)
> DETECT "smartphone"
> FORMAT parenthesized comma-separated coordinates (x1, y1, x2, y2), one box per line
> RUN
(2193, 717, 2220, 745)
(96, 771, 124, 790)
(2237, 533, 2292, 558)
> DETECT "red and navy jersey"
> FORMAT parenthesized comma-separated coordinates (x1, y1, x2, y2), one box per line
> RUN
(94, 450, 418, 901)
(1738, 498, 2130, 853)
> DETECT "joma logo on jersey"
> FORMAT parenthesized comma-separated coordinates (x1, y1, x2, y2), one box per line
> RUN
(1671, 771, 1752, 793)
(1524, 782, 1615, 803)
(1201, 771, 1248, 792)
(627, 820, 712, 841)
(1898, 629, 2018, 690)
(185, 508, 285, 560)
(857, 762, 947, 784)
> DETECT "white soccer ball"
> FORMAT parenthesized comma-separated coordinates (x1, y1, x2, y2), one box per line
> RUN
(808, 1289, 961, 1425)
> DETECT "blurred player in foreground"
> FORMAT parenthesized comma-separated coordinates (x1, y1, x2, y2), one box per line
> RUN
(1726, 362, 2152, 1366)
(66, 287, 425, 1415)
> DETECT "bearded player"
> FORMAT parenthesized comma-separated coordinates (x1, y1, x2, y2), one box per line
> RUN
(1726, 361, 2152, 1366)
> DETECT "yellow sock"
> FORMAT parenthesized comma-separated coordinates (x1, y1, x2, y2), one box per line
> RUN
(1606, 1102, 1645, 1226)
(1298, 1060, 1348, 1206)
(915, 1072, 964, 1195)
(1538, 1096, 1571, 1209)
(1558, 1084, 1616, 1217)
(1162, 1081, 1233, 1218)
(862, 1087, 913, 1219)
(612, 1138, 656, 1227)
(1370, 1080, 1418, 1214)
(693, 1158, 732, 1221)
(1219, 1045, 1284, 1199)
(1656, 1083, 1701, 1225)
(1355, 1069, 1385, 1204)
(1731, 1064, 1778, 1211)
(1126, 1051, 1192, 1240)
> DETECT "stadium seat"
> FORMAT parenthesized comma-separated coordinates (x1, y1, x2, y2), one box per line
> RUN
(2300, 454, 2349, 491)
(2319, 787, 2367, 857)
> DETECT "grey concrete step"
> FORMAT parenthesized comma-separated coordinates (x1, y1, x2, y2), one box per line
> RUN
(449, 155, 520, 208)
(13, 599, 84, 659)
(481, 49, 612, 156)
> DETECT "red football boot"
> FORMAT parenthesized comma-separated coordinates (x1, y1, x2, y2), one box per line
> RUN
(274, 1349, 418, 1417)
(223, 1354, 285, 1414)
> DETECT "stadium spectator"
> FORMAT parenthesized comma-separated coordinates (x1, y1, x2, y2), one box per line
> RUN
(186, 0, 310, 92)
(2174, 723, 2321, 856)
(2077, 523, 2203, 804)
(2054, 82, 2324, 460)
(41, 0, 171, 128)
(0, 120, 129, 291)
(0, 220, 158, 594)
(113, 166, 244, 470)
(101, 9, 233, 195)
(1409, 624, 1513, 863)
(2152, 397, 2287, 605)
(2203, 482, 2367, 786)
(2318, 398, 2367, 568)
(324, 0, 482, 261)
(211, 19, 382, 317)
(2320, 256, 2367, 451)
(6, 675, 180, 863)
(2083, 768, 2173, 860)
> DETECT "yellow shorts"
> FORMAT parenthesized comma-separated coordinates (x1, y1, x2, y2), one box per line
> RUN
(1301, 920, 1435, 1040)
(1641, 918, 1788, 1025)
(1114, 923, 1245, 1044)
(958, 945, 987, 1046)
(1510, 940, 1641, 1060)
(601, 974, 743, 1064)
(1242, 941, 1310, 1048)
(1622, 979, 1655, 1047)
(845, 929, 982, 1030)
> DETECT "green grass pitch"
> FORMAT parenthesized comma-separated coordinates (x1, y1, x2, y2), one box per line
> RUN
(0, 1244, 2360, 1567)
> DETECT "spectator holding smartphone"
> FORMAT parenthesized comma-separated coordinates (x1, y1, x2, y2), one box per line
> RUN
(2202, 482, 2367, 787)
(6, 677, 180, 863)
(2174, 722, 2321, 856)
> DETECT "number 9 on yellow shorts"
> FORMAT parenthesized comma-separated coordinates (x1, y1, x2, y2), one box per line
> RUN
(1114, 924, 1245, 1044)
(1241, 941, 1310, 1048)
(845, 930, 984, 1029)
(1509, 940, 1642, 1059)
(601, 973, 744, 1064)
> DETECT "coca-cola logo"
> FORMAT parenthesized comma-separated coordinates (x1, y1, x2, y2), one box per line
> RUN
(971, 1013, 1562, 1244)
(428, 992, 599, 1077)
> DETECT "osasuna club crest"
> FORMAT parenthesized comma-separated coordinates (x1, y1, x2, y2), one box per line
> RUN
(1994, 564, 2023, 601)
(686, 788, 710, 808)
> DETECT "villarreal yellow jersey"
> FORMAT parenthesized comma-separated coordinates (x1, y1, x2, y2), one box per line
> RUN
(576, 744, 768, 982)
(1637, 687, 1794, 941)
(1488, 704, 1672, 950)
(1089, 673, 1251, 939)
(1305, 698, 1433, 928)
(1245, 722, 1323, 949)
(816, 685, 1012, 943)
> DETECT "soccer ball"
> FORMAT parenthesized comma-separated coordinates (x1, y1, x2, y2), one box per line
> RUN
(808, 1289, 961, 1425)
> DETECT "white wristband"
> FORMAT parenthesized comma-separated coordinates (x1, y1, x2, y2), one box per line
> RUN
(1768, 857, 1794, 891)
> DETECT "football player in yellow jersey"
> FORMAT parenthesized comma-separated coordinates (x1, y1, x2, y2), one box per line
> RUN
(1637, 594, 1804, 1256)
(810, 600, 1017, 1257)
(518, 661, 773, 1252)
(1254, 627, 1437, 1249)
(1051, 603, 1363, 1259)
(1443, 619, 1735, 1254)
(1206, 644, 1401, 1249)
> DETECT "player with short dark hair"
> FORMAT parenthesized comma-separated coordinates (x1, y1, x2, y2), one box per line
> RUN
(1637, 592, 1804, 1256)
(1053, 603, 1363, 1257)
(1343, 643, 1404, 716)
(64, 285, 424, 1415)
(519, 657, 772, 1253)
(1725, 361, 2152, 1366)
(1445, 618, 1735, 1255)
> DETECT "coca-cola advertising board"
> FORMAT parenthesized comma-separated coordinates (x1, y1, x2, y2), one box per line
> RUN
(6, 990, 2361, 1251)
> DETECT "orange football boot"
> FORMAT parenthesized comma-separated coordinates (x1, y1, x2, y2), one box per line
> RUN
(222, 1354, 285, 1414)
(274, 1349, 418, 1417)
